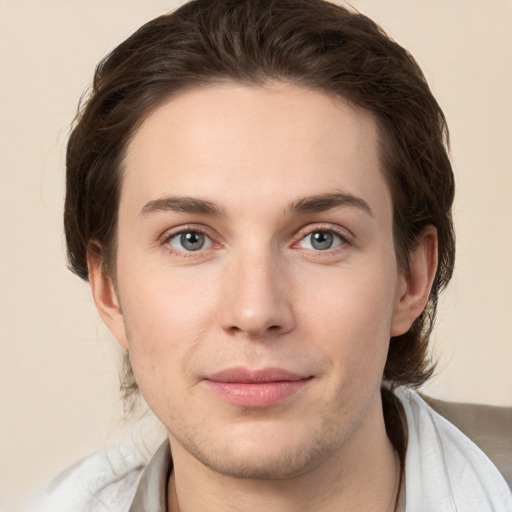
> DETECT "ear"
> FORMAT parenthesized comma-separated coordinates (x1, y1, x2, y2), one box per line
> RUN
(390, 226, 438, 337)
(87, 242, 129, 350)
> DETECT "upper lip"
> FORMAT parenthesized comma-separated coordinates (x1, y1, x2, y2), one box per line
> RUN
(206, 367, 309, 383)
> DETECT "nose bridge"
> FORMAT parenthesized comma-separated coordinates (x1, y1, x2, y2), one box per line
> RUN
(220, 241, 294, 338)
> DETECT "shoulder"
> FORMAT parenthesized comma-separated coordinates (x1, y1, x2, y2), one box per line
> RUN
(32, 443, 147, 512)
(395, 388, 512, 510)
(422, 393, 512, 488)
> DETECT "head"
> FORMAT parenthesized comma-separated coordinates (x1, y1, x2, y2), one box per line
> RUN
(65, 0, 454, 414)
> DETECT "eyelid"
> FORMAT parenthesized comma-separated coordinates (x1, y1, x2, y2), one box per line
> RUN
(294, 223, 353, 245)
(161, 224, 220, 254)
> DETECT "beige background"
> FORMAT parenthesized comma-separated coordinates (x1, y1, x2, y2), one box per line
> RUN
(1, 0, 511, 510)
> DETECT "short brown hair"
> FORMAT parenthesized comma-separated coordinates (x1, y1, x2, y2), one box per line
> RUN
(65, 0, 455, 401)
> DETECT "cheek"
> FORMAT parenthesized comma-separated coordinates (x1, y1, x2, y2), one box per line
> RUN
(298, 260, 398, 372)
(116, 261, 218, 392)
(119, 246, 217, 329)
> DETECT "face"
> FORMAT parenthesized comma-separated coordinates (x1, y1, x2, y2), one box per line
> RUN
(94, 83, 419, 480)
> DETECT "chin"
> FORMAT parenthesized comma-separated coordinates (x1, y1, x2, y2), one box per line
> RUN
(196, 442, 330, 480)
(175, 415, 348, 481)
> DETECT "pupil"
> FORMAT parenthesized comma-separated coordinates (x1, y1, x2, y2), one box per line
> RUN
(311, 231, 333, 250)
(181, 232, 204, 251)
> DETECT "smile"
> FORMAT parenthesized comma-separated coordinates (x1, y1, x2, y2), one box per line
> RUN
(203, 367, 312, 408)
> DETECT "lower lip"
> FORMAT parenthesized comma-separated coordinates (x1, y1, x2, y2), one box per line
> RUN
(204, 379, 310, 408)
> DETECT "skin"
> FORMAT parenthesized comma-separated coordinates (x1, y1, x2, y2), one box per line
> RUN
(89, 82, 437, 511)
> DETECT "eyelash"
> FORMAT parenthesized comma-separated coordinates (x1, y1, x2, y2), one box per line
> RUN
(161, 224, 352, 257)
(162, 225, 219, 258)
(294, 224, 352, 253)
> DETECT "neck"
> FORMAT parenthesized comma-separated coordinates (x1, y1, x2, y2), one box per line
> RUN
(168, 392, 401, 512)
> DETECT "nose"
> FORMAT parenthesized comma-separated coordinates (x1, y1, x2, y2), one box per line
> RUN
(220, 247, 295, 339)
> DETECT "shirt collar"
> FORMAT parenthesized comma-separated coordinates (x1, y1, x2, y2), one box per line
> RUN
(127, 439, 406, 512)
(128, 440, 172, 512)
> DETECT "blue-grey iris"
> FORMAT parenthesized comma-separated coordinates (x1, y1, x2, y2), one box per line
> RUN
(181, 232, 205, 251)
(311, 231, 333, 250)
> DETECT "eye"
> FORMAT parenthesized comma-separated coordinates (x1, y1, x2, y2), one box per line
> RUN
(299, 230, 344, 251)
(168, 230, 213, 252)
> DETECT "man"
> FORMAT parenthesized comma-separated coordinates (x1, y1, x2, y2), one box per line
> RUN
(38, 0, 512, 510)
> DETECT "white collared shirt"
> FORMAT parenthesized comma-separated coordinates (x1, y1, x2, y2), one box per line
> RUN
(32, 389, 512, 511)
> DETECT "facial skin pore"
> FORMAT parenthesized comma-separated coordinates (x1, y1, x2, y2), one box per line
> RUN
(89, 83, 437, 511)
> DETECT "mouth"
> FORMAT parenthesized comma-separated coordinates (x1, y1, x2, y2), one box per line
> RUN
(203, 367, 312, 408)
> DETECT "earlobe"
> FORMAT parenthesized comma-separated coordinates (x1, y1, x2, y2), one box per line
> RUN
(87, 242, 129, 350)
(390, 227, 438, 337)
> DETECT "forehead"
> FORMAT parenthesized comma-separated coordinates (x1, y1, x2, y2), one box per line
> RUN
(121, 82, 388, 217)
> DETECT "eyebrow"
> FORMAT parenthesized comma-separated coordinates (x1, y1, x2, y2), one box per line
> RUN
(140, 196, 224, 217)
(289, 192, 373, 217)
(140, 191, 373, 218)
